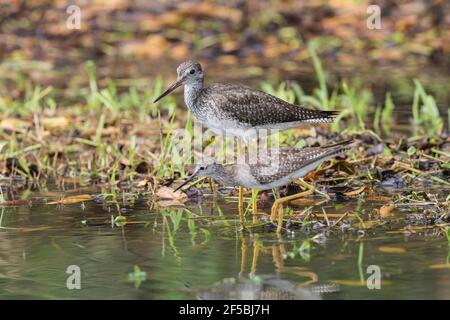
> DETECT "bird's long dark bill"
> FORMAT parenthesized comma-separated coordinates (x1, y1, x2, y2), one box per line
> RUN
(153, 78, 184, 103)
(174, 171, 199, 192)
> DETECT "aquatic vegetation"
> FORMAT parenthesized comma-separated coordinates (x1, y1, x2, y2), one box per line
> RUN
(374, 92, 395, 136)
(260, 49, 447, 140)
(412, 79, 444, 137)
(357, 242, 365, 285)
(298, 240, 311, 262)
(127, 265, 147, 289)
(445, 227, 450, 246)
(85, 61, 177, 119)
(0, 84, 53, 116)
(0, 0, 449, 301)
(0, 59, 448, 241)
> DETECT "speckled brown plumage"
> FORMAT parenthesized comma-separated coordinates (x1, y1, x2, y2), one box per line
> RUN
(247, 140, 352, 185)
(197, 83, 338, 127)
(176, 140, 354, 191)
(154, 61, 338, 140)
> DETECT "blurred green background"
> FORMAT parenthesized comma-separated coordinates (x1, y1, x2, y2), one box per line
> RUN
(1, 0, 449, 108)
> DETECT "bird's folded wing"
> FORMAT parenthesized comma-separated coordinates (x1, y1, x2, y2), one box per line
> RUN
(248, 148, 333, 185)
(203, 84, 336, 127)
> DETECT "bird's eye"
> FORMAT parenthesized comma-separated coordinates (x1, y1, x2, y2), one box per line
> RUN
(189, 69, 195, 74)
(199, 166, 205, 170)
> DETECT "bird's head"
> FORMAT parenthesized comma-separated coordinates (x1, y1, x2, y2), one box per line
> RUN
(153, 60, 203, 103)
(174, 161, 225, 192)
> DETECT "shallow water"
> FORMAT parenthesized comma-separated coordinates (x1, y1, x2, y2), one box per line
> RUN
(1, 184, 449, 300)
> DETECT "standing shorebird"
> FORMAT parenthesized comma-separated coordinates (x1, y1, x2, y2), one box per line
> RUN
(175, 140, 354, 233)
(153, 60, 338, 143)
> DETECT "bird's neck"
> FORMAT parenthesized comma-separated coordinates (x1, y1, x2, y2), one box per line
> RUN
(184, 79, 203, 112)
(212, 166, 238, 186)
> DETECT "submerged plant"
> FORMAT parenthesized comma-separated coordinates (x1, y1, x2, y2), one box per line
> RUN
(299, 240, 311, 262)
(444, 227, 450, 246)
(374, 92, 395, 136)
(127, 265, 147, 289)
(412, 79, 443, 136)
(337, 81, 372, 133)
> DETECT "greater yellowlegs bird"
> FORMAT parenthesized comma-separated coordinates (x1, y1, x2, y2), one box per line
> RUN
(175, 140, 354, 233)
(153, 60, 338, 143)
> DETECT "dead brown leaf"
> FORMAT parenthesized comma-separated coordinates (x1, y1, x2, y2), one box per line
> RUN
(0, 118, 31, 132)
(0, 199, 31, 207)
(48, 194, 92, 205)
(137, 179, 149, 188)
(365, 188, 392, 201)
(343, 186, 366, 197)
(429, 264, 450, 270)
(41, 117, 69, 130)
(156, 186, 187, 201)
(377, 204, 395, 218)
(378, 246, 406, 254)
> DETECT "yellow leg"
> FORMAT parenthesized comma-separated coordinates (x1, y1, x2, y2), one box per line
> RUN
(270, 183, 315, 234)
(296, 178, 330, 200)
(239, 236, 249, 276)
(238, 186, 245, 227)
(272, 244, 284, 272)
(252, 189, 259, 224)
(250, 239, 260, 277)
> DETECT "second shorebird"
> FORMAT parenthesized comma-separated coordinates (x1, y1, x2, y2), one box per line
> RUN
(175, 140, 354, 233)
(153, 60, 338, 143)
